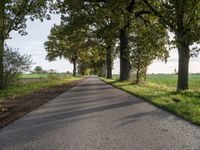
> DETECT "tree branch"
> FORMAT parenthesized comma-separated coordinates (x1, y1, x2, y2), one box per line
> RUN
(143, 0, 175, 30)
(127, 0, 136, 13)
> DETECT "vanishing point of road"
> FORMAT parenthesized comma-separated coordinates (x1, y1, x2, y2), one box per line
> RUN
(0, 77, 200, 150)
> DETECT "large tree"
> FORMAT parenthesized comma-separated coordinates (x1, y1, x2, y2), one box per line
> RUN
(118, 0, 136, 81)
(0, 0, 50, 89)
(142, 0, 200, 91)
(45, 24, 88, 77)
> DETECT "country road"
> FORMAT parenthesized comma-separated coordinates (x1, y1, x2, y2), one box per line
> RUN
(0, 77, 200, 150)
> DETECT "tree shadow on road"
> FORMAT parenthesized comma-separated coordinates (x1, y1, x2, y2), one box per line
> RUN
(115, 108, 180, 127)
(0, 93, 145, 148)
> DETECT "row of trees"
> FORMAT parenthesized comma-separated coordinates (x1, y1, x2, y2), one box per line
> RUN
(0, 1, 199, 92)
(45, 0, 200, 92)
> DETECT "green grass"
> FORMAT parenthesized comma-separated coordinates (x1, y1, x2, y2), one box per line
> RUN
(0, 76, 81, 102)
(20, 73, 49, 79)
(147, 74, 200, 90)
(20, 73, 73, 79)
(112, 74, 200, 91)
(101, 75, 200, 125)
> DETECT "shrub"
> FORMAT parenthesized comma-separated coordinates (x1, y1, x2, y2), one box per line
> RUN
(34, 66, 43, 74)
(3, 46, 32, 86)
(48, 70, 59, 79)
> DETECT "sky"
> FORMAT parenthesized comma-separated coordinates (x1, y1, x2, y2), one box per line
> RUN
(6, 14, 200, 74)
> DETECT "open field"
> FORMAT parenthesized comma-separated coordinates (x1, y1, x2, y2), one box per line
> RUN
(19, 73, 72, 79)
(147, 74, 200, 90)
(102, 74, 200, 125)
(19, 73, 75, 84)
(20, 73, 49, 79)
(113, 74, 200, 91)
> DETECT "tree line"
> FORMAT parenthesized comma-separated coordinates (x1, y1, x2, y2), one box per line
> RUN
(45, 0, 200, 92)
(0, 0, 199, 92)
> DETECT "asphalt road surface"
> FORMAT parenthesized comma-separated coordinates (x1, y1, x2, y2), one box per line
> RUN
(0, 77, 200, 150)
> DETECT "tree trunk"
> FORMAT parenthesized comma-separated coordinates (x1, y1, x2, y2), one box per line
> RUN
(72, 51, 77, 77)
(177, 41, 190, 92)
(175, 0, 190, 92)
(0, 38, 4, 89)
(118, 0, 135, 81)
(135, 54, 142, 84)
(73, 59, 77, 77)
(136, 69, 140, 84)
(101, 60, 106, 77)
(106, 45, 112, 79)
(144, 66, 147, 82)
(0, 1, 5, 89)
(119, 28, 130, 81)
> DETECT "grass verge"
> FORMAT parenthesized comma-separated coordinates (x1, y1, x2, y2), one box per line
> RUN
(0, 76, 81, 103)
(101, 78, 200, 125)
(0, 76, 83, 128)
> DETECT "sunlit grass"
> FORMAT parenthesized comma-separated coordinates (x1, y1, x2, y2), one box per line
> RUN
(19, 73, 73, 79)
(102, 77, 200, 125)
(0, 76, 81, 102)
(20, 73, 49, 79)
(147, 74, 200, 90)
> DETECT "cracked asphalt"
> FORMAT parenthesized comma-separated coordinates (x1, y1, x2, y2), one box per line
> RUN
(0, 77, 200, 150)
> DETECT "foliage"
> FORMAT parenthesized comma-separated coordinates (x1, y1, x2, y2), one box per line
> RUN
(0, 0, 51, 39)
(3, 46, 32, 86)
(44, 21, 108, 77)
(34, 66, 43, 74)
(78, 45, 107, 76)
(44, 23, 90, 76)
(142, 0, 200, 48)
(48, 70, 60, 79)
(141, 0, 200, 91)
(49, 0, 134, 79)
(47, 0, 199, 90)
(129, 14, 169, 83)
(0, 0, 52, 89)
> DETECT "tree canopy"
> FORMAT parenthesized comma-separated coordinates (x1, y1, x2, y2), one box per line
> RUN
(1, 0, 199, 92)
(0, 0, 51, 89)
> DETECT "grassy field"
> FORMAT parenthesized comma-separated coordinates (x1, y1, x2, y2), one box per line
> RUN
(102, 74, 200, 125)
(147, 74, 200, 90)
(20, 73, 72, 79)
(20, 74, 49, 79)
(113, 74, 200, 91)
(0, 76, 81, 103)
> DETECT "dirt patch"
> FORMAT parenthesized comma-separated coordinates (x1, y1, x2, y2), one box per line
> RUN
(0, 79, 84, 129)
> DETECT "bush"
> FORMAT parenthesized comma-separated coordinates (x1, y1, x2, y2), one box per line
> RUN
(48, 70, 59, 79)
(33, 66, 48, 74)
(3, 46, 32, 86)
